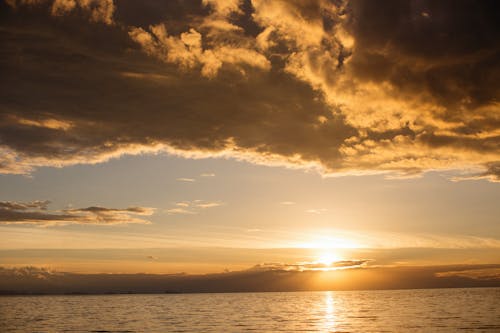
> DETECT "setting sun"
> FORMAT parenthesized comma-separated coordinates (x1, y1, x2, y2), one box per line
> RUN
(316, 252, 342, 267)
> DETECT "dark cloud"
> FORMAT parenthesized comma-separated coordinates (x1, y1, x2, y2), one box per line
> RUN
(72, 206, 153, 215)
(114, 0, 208, 30)
(0, 0, 498, 179)
(5, 0, 115, 24)
(345, 0, 500, 128)
(0, 200, 154, 225)
(436, 267, 500, 281)
(1, 264, 499, 294)
(0, 200, 50, 210)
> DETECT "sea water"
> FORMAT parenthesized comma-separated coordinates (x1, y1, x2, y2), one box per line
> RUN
(1, 288, 499, 332)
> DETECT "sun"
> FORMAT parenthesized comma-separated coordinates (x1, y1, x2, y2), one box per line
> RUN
(293, 234, 363, 270)
(316, 251, 342, 267)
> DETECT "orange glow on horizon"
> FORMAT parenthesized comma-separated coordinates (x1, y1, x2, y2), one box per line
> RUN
(297, 235, 363, 249)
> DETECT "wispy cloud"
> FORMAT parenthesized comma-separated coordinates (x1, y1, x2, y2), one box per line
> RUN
(165, 207, 197, 215)
(196, 202, 222, 209)
(176, 178, 196, 182)
(305, 209, 327, 214)
(449, 162, 500, 183)
(436, 268, 500, 280)
(280, 201, 296, 205)
(200, 173, 215, 177)
(166, 200, 224, 215)
(250, 259, 370, 272)
(0, 200, 50, 211)
(0, 200, 154, 226)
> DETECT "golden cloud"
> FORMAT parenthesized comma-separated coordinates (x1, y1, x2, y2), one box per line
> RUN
(0, 0, 498, 180)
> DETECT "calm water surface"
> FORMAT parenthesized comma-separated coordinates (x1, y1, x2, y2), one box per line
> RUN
(1, 288, 499, 332)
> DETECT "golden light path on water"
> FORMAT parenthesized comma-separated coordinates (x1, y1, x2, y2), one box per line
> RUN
(323, 291, 336, 331)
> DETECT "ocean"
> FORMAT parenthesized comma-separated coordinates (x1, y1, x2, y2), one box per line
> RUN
(1, 288, 499, 332)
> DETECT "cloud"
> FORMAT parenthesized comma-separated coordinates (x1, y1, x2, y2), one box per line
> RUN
(166, 200, 224, 215)
(128, 25, 270, 78)
(1, 264, 500, 294)
(450, 162, 500, 183)
(436, 268, 500, 281)
(279, 201, 295, 205)
(0, 266, 61, 279)
(0, 200, 50, 211)
(6, 0, 115, 24)
(176, 178, 196, 182)
(0, 200, 154, 226)
(166, 208, 197, 215)
(251, 259, 370, 272)
(305, 208, 327, 214)
(200, 173, 215, 177)
(196, 202, 222, 209)
(0, 0, 498, 180)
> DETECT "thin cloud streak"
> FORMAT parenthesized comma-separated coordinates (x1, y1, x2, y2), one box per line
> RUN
(166, 208, 197, 215)
(305, 209, 327, 214)
(166, 200, 224, 215)
(176, 178, 196, 182)
(251, 259, 370, 272)
(0, 200, 155, 226)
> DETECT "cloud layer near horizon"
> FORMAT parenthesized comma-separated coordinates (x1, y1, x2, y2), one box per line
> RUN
(0, 200, 154, 225)
(1, 264, 499, 293)
(1, 0, 499, 180)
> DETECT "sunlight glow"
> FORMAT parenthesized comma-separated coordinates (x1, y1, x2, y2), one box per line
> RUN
(317, 252, 341, 266)
(299, 235, 362, 249)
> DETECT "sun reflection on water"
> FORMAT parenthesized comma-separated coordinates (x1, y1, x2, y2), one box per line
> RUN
(323, 291, 336, 331)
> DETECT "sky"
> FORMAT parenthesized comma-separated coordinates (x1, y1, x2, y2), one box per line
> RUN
(0, 0, 499, 291)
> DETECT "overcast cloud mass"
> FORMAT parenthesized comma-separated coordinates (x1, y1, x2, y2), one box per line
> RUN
(1, 0, 499, 179)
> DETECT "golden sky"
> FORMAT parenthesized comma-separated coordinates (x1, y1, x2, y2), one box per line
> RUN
(0, 0, 499, 287)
